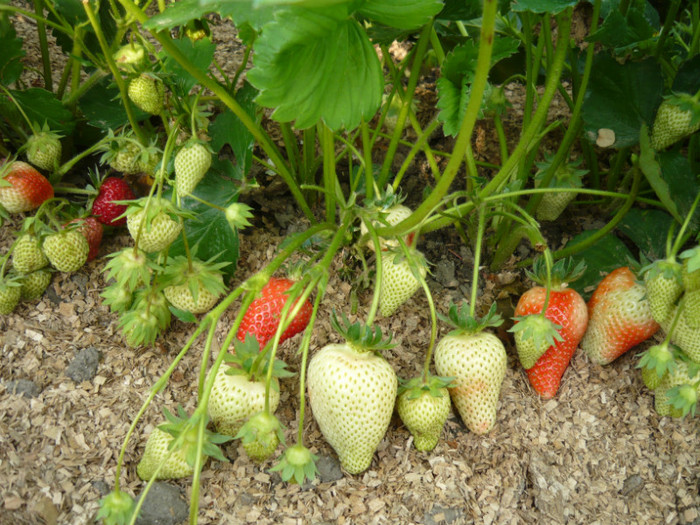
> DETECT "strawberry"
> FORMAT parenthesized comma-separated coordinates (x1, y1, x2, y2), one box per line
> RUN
(19, 269, 52, 301)
(0, 275, 22, 314)
(25, 128, 62, 172)
(513, 259, 588, 397)
(682, 290, 700, 329)
(117, 286, 171, 347)
(67, 217, 103, 261)
(361, 203, 416, 252)
(637, 341, 677, 391)
(650, 96, 700, 151)
(236, 411, 285, 463)
(396, 376, 452, 452)
(653, 358, 699, 417)
(510, 314, 563, 370)
(91, 176, 135, 227)
(42, 230, 89, 272)
(12, 234, 48, 273)
(126, 198, 183, 253)
(128, 74, 165, 115)
(642, 259, 683, 325)
(208, 337, 288, 437)
(236, 277, 312, 349)
(96, 490, 134, 525)
(679, 246, 700, 292)
(433, 303, 507, 434)
(581, 266, 660, 365)
(379, 247, 427, 317)
(174, 140, 212, 198)
(136, 408, 229, 480)
(307, 314, 397, 474)
(162, 255, 228, 314)
(534, 156, 586, 222)
(113, 42, 147, 72)
(0, 161, 53, 213)
(660, 301, 700, 363)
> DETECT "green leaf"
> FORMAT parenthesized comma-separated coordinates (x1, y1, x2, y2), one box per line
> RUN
(0, 22, 24, 85)
(586, 5, 657, 56)
(79, 78, 131, 131)
(672, 55, 700, 95)
(617, 208, 673, 261)
(582, 55, 663, 148)
(437, 0, 482, 21)
(160, 37, 216, 95)
(567, 230, 635, 299)
(169, 306, 197, 323)
(199, 0, 276, 31)
(511, 0, 577, 14)
(9, 88, 75, 135)
(357, 0, 443, 30)
(436, 37, 520, 136)
(247, 6, 383, 130)
(657, 150, 700, 231)
(209, 82, 257, 174)
(145, 0, 222, 29)
(166, 168, 240, 278)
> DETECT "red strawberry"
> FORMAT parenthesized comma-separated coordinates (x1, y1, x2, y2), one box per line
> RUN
(581, 266, 660, 365)
(67, 216, 104, 261)
(513, 259, 588, 399)
(91, 177, 135, 227)
(0, 161, 53, 213)
(236, 277, 312, 348)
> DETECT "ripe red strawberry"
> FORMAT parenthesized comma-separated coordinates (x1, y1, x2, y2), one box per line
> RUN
(0, 161, 53, 213)
(67, 216, 103, 261)
(581, 266, 660, 365)
(91, 177, 135, 227)
(513, 259, 588, 399)
(236, 277, 312, 348)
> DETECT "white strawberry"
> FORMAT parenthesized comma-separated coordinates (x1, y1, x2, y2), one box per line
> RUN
(433, 303, 507, 435)
(379, 247, 427, 317)
(307, 314, 397, 474)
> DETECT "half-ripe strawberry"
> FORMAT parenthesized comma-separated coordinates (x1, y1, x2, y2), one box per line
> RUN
(433, 303, 507, 434)
(581, 266, 660, 365)
(42, 230, 89, 273)
(67, 217, 103, 261)
(0, 161, 53, 213)
(91, 176, 136, 227)
(307, 314, 397, 474)
(379, 247, 427, 317)
(513, 259, 588, 398)
(174, 140, 212, 198)
(236, 277, 312, 349)
(12, 234, 48, 273)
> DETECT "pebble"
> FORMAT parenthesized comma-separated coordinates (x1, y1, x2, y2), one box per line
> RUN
(423, 504, 464, 525)
(134, 482, 188, 525)
(316, 454, 344, 483)
(65, 346, 101, 383)
(4, 378, 40, 398)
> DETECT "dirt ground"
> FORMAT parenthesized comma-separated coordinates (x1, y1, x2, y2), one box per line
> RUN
(1, 6, 699, 525)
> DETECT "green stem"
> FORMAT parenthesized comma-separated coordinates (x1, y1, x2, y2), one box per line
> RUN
(670, 191, 700, 257)
(32, 0, 52, 91)
(655, 0, 681, 57)
(469, 205, 487, 318)
(321, 124, 336, 224)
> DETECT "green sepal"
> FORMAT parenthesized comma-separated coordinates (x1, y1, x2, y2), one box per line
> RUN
(438, 301, 503, 336)
(667, 384, 698, 418)
(398, 375, 454, 398)
(330, 310, 395, 352)
(269, 443, 319, 485)
(102, 247, 158, 292)
(96, 489, 135, 525)
(223, 334, 295, 384)
(159, 406, 231, 466)
(526, 257, 586, 288)
(679, 246, 700, 274)
(636, 341, 678, 379)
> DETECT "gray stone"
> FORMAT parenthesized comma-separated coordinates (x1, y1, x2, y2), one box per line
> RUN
(4, 379, 40, 398)
(620, 474, 644, 497)
(134, 482, 188, 525)
(65, 347, 101, 383)
(316, 453, 344, 483)
(91, 480, 110, 496)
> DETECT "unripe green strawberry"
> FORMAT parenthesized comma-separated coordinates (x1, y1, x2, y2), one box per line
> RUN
(136, 427, 195, 480)
(641, 366, 664, 391)
(682, 290, 700, 329)
(26, 130, 62, 172)
(12, 234, 48, 273)
(637, 342, 676, 391)
(661, 303, 700, 362)
(380, 248, 427, 317)
(396, 377, 452, 452)
(654, 360, 696, 417)
(237, 412, 284, 463)
(128, 74, 164, 115)
(680, 247, 700, 292)
(361, 203, 415, 252)
(42, 230, 89, 272)
(643, 259, 683, 325)
(0, 278, 22, 314)
(164, 282, 219, 314)
(650, 99, 700, 151)
(307, 315, 397, 474)
(208, 365, 280, 437)
(534, 157, 586, 222)
(535, 192, 576, 222)
(126, 199, 183, 253)
(434, 327, 506, 435)
(174, 141, 212, 197)
(20, 269, 52, 301)
(113, 42, 147, 72)
(162, 255, 228, 315)
(117, 287, 171, 347)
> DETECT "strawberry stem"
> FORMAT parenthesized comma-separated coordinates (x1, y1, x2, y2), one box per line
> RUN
(469, 205, 487, 318)
(670, 191, 700, 258)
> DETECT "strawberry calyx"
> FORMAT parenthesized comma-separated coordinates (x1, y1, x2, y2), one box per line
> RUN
(636, 341, 679, 380)
(161, 254, 229, 306)
(534, 154, 587, 190)
(225, 202, 254, 231)
(235, 411, 286, 463)
(102, 247, 158, 291)
(330, 310, 395, 354)
(117, 286, 171, 347)
(398, 374, 453, 399)
(157, 406, 231, 467)
(526, 257, 586, 290)
(269, 443, 319, 485)
(438, 301, 503, 337)
(510, 314, 563, 369)
(96, 489, 135, 525)
(668, 382, 699, 418)
(223, 335, 294, 383)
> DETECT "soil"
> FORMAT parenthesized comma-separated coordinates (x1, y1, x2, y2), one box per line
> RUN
(1, 7, 699, 525)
